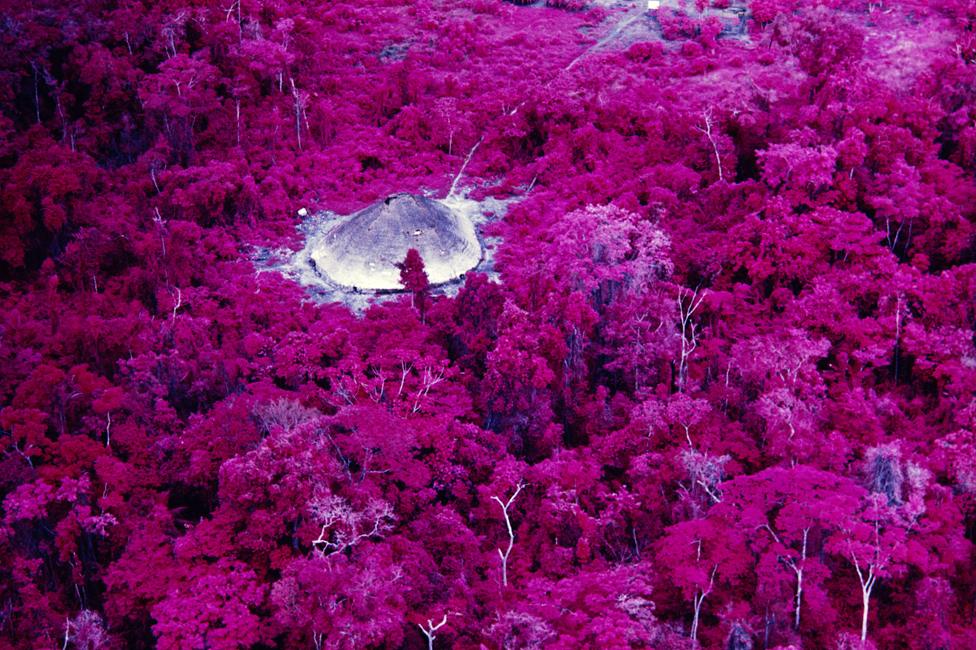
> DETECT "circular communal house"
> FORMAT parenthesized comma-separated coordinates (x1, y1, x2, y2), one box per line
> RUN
(310, 194, 481, 291)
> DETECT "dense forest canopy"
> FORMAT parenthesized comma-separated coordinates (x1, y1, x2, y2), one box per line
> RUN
(1, 0, 976, 648)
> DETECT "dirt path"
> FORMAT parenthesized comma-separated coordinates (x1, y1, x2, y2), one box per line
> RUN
(446, 3, 647, 198)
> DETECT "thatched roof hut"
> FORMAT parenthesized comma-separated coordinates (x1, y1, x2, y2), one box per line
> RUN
(310, 194, 481, 290)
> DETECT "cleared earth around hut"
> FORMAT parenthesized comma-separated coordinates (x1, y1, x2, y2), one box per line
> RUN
(309, 193, 482, 290)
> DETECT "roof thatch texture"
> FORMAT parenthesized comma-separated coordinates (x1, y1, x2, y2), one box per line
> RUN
(311, 194, 481, 290)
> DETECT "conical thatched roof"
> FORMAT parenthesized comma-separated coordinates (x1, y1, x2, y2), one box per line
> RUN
(310, 194, 481, 290)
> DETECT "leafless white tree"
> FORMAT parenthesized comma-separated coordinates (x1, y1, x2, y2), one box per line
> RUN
(676, 286, 706, 392)
(760, 524, 809, 628)
(289, 77, 309, 151)
(252, 397, 319, 435)
(695, 108, 724, 182)
(492, 482, 525, 587)
(418, 613, 453, 650)
(309, 495, 394, 556)
(412, 366, 445, 413)
(690, 554, 717, 648)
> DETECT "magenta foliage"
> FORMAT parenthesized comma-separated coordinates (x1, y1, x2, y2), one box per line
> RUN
(2, 0, 976, 648)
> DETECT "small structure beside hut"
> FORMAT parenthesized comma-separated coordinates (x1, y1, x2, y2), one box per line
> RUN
(310, 194, 481, 291)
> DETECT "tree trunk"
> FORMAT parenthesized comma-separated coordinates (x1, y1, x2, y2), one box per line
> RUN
(691, 591, 704, 647)
(860, 586, 870, 642)
(794, 568, 803, 629)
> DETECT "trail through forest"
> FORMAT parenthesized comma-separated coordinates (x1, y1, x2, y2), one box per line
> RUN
(449, 3, 647, 198)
